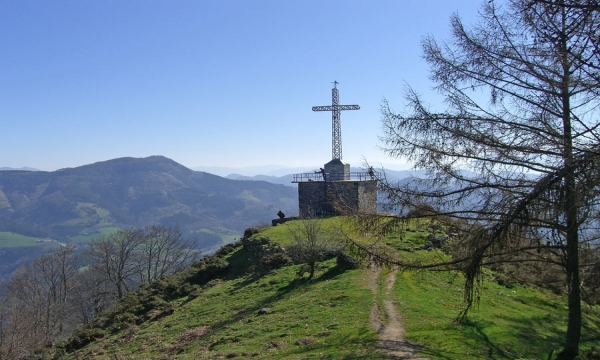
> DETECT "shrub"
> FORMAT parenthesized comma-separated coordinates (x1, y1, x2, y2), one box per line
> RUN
(336, 251, 360, 269)
(187, 256, 230, 285)
(214, 240, 243, 257)
(64, 328, 106, 352)
(260, 253, 293, 271)
(243, 228, 260, 240)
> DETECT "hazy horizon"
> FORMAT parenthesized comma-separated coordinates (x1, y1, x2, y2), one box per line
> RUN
(1, 156, 413, 177)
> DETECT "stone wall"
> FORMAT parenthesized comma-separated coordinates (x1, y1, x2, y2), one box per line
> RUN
(357, 180, 377, 213)
(298, 180, 377, 217)
(298, 181, 330, 217)
(271, 217, 297, 226)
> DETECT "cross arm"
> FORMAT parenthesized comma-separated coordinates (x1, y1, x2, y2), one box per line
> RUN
(312, 105, 360, 111)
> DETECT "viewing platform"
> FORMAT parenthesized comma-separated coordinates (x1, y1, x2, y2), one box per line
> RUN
(292, 170, 379, 183)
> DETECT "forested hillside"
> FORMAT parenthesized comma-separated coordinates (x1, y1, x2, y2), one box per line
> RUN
(0, 156, 297, 248)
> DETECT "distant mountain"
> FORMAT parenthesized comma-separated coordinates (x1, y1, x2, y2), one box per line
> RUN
(225, 173, 294, 187)
(224, 168, 426, 188)
(0, 156, 297, 249)
(194, 165, 314, 177)
(0, 167, 39, 171)
(194, 162, 420, 178)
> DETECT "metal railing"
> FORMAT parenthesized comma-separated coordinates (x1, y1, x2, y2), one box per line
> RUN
(292, 171, 380, 183)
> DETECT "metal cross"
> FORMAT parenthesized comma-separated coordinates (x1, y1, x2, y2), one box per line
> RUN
(312, 82, 360, 160)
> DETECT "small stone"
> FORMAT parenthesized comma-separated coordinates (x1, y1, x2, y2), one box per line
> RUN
(258, 307, 270, 315)
(294, 337, 316, 346)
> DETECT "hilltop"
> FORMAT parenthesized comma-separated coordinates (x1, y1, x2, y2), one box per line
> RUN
(48, 217, 600, 359)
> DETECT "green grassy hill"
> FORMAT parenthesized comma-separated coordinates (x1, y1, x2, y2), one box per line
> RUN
(53, 218, 600, 360)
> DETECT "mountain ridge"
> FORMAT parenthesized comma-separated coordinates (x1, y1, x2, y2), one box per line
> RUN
(0, 156, 297, 249)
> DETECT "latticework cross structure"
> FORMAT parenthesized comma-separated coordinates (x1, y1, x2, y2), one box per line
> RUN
(312, 81, 360, 160)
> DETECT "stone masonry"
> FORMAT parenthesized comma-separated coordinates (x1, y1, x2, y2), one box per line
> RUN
(298, 179, 377, 217)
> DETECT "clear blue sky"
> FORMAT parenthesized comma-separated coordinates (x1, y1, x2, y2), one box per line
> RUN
(1, 1, 481, 172)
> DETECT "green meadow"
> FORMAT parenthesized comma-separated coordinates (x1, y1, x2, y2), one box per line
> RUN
(0, 231, 59, 248)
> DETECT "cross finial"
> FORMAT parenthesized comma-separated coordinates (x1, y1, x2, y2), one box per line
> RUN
(332, 80, 339, 89)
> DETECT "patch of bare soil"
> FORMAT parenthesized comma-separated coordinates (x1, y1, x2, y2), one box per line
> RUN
(370, 268, 429, 359)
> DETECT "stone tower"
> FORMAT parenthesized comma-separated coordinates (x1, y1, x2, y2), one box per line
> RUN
(293, 83, 378, 217)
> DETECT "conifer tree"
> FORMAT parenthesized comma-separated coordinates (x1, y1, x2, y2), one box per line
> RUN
(377, 1, 600, 357)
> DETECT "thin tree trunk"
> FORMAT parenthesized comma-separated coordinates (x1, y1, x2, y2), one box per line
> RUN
(308, 262, 315, 280)
(558, 27, 581, 358)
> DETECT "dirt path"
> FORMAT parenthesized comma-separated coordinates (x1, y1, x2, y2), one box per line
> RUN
(369, 267, 429, 359)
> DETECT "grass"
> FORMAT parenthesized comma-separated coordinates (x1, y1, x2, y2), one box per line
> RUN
(258, 217, 352, 248)
(371, 218, 600, 360)
(390, 267, 600, 359)
(64, 255, 381, 359)
(236, 190, 260, 203)
(384, 223, 430, 250)
(0, 231, 61, 248)
(59, 217, 600, 360)
(70, 226, 121, 244)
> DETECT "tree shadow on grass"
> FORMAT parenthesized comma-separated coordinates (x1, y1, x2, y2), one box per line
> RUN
(498, 313, 570, 352)
(387, 316, 561, 360)
(201, 263, 365, 351)
(317, 262, 349, 281)
(465, 319, 519, 359)
(260, 261, 348, 292)
(490, 308, 600, 357)
(194, 268, 356, 355)
(406, 323, 508, 360)
(448, 316, 564, 359)
(282, 331, 383, 359)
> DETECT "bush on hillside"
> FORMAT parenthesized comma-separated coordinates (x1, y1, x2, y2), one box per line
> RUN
(243, 227, 260, 239)
(336, 251, 360, 269)
(187, 256, 230, 285)
(63, 328, 106, 352)
(260, 252, 293, 271)
(214, 240, 243, 257)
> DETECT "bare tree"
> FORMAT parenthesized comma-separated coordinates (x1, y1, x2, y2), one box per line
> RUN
(137, 225, 200, 284)
(0, 287, 28, 359)
(0, 294, 10, 359)
(34, 246, 78, 342)
(287, 216, 341, 280)
(86, 228, 145, 300)
(528, 0, 600, 11)
(0, 226, 199, 357)
(0, 246, 78, 358)
(85, 226, 200, 300)
(373, 1, 600, 358)
(69, 267, 116, 325)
